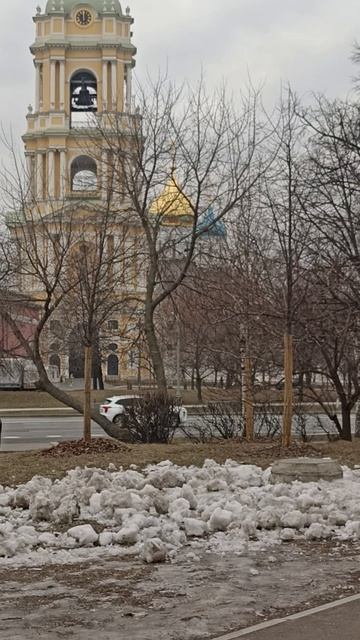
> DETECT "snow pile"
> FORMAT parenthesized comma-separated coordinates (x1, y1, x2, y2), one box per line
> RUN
(1, 460, 360, 565)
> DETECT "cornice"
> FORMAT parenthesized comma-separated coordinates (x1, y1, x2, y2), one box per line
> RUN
(30, 41, 137, 54)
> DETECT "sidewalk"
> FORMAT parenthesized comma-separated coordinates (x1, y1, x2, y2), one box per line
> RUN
(0, 407, 78, 417)
(214, 594, 360, 640)
(0, 404, 205, 418)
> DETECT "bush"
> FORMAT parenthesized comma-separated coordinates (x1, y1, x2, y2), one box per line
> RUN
(123, 392, 179, 444)
(181, 401, 282, 443)
(181, 402, 244, 443)
(255, 402, 282, 439)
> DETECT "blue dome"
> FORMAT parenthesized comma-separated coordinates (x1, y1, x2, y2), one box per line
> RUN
(45, 0, 123, 15)
(197, 207, 226, 239)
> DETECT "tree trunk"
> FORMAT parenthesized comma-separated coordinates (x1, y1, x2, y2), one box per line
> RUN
(144, 306, 167, 391)
(1, 308, 126, 442)
(298, 371, 304, 403)
(355, 402, 360, 438)
(98, 364, 104, 390)
(341, 404, 352, 442)
(84, 344, 92, 443)
(226, 370, 233, 389)
(92, 337, 103, 391)
(282, 333, 293, 448)
(195, 367, 203, 403)
(34, 354, 126, 441)
(176, 315, 181, 399)
(244, 355, 254, 441)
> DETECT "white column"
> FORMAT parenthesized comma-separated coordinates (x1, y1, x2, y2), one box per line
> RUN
(36, 153, 44, 200)
(35, 63, 40, 112)
(126, 65, 132, 113)
(50, 60, 56, 110)
(59, 61, 65, 110)
(111, 60, 117, 110)
(60, 150, 67, 197)
(25, 155, 33, 199)
(48, 150, 55, 198)
(25, 154, 32, 180)
(102, 61, 108, 111)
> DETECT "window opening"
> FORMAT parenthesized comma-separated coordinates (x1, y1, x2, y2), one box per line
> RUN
(70, 71, 97, 128)
(71, 155, 97, 191)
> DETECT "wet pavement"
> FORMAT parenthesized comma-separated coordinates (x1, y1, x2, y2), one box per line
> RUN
(1, 540, 360, 639)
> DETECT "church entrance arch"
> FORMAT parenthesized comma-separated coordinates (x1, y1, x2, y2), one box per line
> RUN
(68, 326, 85, 378)
(107, 353, 119, 377)
(49, 354, 61, 376)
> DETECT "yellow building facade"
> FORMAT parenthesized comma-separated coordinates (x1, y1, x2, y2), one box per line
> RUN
(20, 1, 203, 386)
(22, 0, 144, 383)
(24, 0, 135, 208)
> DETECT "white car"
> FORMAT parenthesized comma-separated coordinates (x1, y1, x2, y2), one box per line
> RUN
(100, 395, 187, 426)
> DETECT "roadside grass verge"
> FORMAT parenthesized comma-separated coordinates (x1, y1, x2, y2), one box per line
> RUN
(1, 438, 359, 487)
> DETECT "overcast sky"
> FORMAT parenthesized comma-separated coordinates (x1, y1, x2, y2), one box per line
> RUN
(0, 0, 359, 153)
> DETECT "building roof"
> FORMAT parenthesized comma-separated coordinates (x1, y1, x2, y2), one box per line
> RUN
(149, 174, 194, 227)
(45, 0, 123, 15)
(197, 206, 226, 239)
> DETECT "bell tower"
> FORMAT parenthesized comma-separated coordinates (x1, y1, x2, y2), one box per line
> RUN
(23, 0, 136, 210)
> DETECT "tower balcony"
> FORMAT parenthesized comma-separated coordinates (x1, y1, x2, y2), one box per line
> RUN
(25, 111, 69, 137)
(24, 110, 141, 138)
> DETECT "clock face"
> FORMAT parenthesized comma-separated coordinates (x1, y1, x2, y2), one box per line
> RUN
(75, 9, 93, 26)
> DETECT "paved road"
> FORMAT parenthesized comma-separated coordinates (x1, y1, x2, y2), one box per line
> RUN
(0, 417, 105, 451)
(216, 595, 360, 640)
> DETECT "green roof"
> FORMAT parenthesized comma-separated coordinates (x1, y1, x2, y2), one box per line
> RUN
(45, 0, 123, 16)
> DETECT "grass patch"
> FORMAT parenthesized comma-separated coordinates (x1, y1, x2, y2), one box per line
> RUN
(1, 438, 359, 487)
(0, 387, 250, 412)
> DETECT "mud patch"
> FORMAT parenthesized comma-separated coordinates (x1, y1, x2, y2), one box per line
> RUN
(1, 541, 360, 640)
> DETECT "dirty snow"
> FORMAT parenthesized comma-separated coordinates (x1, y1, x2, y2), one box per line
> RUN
(1, 459, 360, 566)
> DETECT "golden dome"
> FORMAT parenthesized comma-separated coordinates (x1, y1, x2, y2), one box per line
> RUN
(149, 174, 193, 227)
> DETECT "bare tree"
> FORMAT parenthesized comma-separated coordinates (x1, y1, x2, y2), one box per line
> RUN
(61, 206, 138, 441)
(296, 94, 360, 439)
(92, 75, 272, 390)
(0, 140, 126, 440)
(261, 89, 312, 446)
(301, 266, 360, 441)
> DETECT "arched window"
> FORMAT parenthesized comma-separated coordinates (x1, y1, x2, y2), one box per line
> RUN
(70, 70, 97, 128)
(107, 354, 119, 376)
(71, 156, 97, 191)
(50, 341, 61, 353)
(49, 319, 63, 337)
(49, 354, 61, 373)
